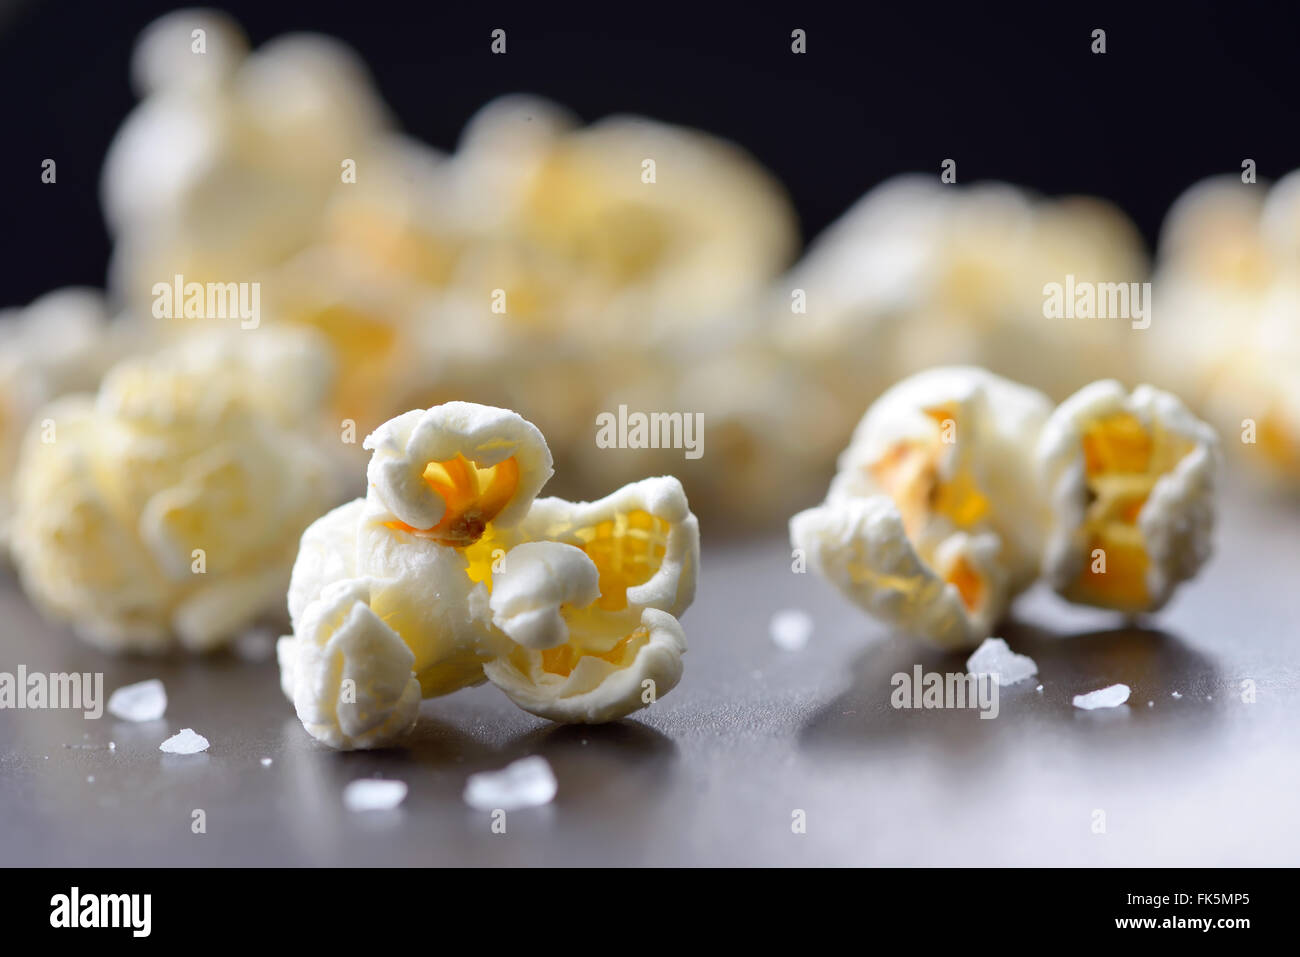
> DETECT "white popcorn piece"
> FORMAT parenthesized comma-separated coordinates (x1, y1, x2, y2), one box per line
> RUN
(363, 402, 553, 546)
(966, 637, 1038, 686)
(1037, 381, 1220, 613)
(791, 367, 1051, 649)
(0, 288, 131, 555)
(479, 476, 698, 722)
(107, 679, 167, 722)
(160, 728, 210, 754)
(9, 328, 337, 653)
(489, 542, 601, 650)
(279, 404, 699, 746)
(288, 578, 421, 751)
(1072, 684, 1131, 710)
(463, 756, 557, 812)
(343, 778, 408, 812)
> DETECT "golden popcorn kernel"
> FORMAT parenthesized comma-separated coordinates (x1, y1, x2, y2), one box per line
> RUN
(462, 527, 503, 589)
(931, 471, 991, 529)
(868, 443, 935, 539)
(1072, 415, 1196, 608)
(1082, 413, 1152, 477)
(536, 626, 649, 678)
(386, 454, 520, 547)
(945, 555, 984, 612)
(574, 509, 669, 611)
(1075, 531, 1150, 610)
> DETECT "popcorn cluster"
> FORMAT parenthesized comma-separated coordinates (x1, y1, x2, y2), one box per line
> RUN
(792, 368, 1220, 648)
(1148, 172, 1300, 491)
(0, 289, 135, 552)
(10, 329, 338, 652)
(276, 401, 699, 749)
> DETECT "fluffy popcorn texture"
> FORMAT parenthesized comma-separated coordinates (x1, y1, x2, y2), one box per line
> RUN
(1037, 381, 1220, 613)
(290, 579, 421, 750)
(278, 403, 699, 748)
(9, 329, 337, 653)
(0, 289, 134, 554)
(792, 367, 1051, 649)
(770, 176, 1149, 454)
(363, 402, 553, 544)
(1148, 173, 1300, 491)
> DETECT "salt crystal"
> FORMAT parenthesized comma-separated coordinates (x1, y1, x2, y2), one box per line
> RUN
(966, 637, 1038, 686)
(260, 757, 272, 767)
(343, 778, 407, 812)
(1171, 691, 1182, 699)
(109, 742, 116, 751)
(1147, 701, 1154, 708)
(159, 728, 209, 754)
(86, 775, 94, 783)
(1035, 685, 1044, 693)
(769, 609, 813, 651)
(1072, 684, 1131, 710)
(108, 679, 167, 722)
(463, 756, 557, 811)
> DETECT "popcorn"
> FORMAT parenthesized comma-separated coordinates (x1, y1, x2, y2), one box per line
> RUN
(363, 402, 553, 546)
(1149, 173, 1300, 491)
(1036, 381, 1220, 613)
(277, 402, 699, 748)
(791, 368, 1051, 649)
(0, 289, 133, 553)
(9, 328, 338, 652)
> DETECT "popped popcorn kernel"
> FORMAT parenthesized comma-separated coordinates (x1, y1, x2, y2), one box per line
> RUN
(279, 403, 699, 748)
(10, 329, 337, 653)
(363, 402, 552, 547)
(793, 367, 1050, 649)
(1037, 380, 1220, 613)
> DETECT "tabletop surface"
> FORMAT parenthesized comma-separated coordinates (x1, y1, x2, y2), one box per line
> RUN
(2, 479, 1298, 867)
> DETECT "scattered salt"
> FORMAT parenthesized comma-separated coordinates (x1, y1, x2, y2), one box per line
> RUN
(1171, 691, 1182, 699)
(1035, 684, 1043, 693)
(159, 728, 209, 754)
(86, 775, 94, 783)
(343, 778, 407, 812)
(260, 757, 272, 767)
(1072, 684, 1131, 710)
(463, 756, 557, 812)
(769, 609, 813, 651)
(108, 679, 167, 722)
(109, 742, 116, 751)
(966, 637, 1038, 686)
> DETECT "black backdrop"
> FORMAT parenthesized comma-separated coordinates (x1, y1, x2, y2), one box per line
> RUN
(2, 0, 1298, 307)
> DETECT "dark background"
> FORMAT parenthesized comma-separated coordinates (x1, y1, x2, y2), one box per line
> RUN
(2, 0, 1298, 308)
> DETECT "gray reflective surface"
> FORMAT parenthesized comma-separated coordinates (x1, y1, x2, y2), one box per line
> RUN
(2, 480, 1298, 866)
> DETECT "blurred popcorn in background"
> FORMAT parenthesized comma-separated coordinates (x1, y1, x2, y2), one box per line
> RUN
(4, 8, 1297, 654)
(9, 328, 337, 652)
(1148, 173, 1300, 490)
(0, 289, 138, 553)
(768, 175, 1151, 485)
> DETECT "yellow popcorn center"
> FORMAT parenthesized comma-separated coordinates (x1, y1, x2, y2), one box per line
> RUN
(462, 527, 503, 589)
(573, 509, 669, 611)
(1071, 412, 1192, 610)
(1258, 407, 1300, 479)
(385, 454, 519, 547)
(945, 555, 985, 612)
(535, 625, 649, 678)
